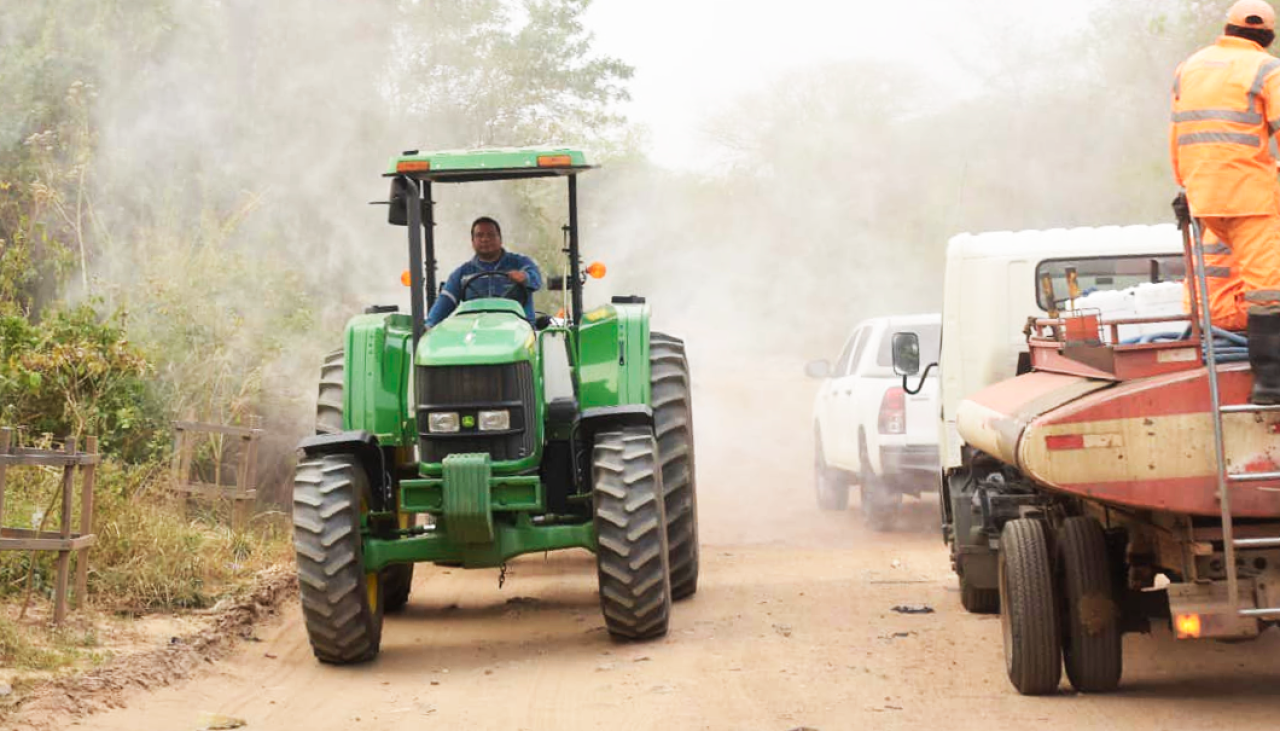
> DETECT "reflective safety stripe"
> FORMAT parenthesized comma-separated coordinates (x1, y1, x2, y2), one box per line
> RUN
(1172, 109, 1263, 124)
(1245, 289, 1280, 302)
(1250, 58, 1280, 105)
(440, 289, 458, 303)
(1202, 241, 1233, 254)
(1205, 266, 1233, 278)
(1177, 131, 1261, 146)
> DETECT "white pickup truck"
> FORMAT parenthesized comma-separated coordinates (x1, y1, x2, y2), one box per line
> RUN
(808, 314, 941, 529)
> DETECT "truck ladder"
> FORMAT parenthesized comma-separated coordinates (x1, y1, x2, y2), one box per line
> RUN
(1190, 218, 1280, 620)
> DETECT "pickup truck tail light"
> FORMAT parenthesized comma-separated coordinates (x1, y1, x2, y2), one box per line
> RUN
(878, 387, 906, 435)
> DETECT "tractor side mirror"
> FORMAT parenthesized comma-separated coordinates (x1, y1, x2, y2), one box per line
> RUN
(387, 178, 429, 227)
(388, 177, 411, 226)
(891, 331, 921, 376)
(804, 359, 831, 380)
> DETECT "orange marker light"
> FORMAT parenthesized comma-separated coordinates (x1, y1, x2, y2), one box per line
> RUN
(396, 160, 430, 173)
(585, 261, 607, 279)
(1174, 613, 1202, 639)
(401, 270, 412, 287)
(537, 155, 573, 167)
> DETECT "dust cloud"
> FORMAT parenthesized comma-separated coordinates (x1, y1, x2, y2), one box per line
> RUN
(14, 1, 1220, 530)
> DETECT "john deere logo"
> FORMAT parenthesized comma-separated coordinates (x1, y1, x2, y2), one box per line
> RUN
(462, 415, 476, 429)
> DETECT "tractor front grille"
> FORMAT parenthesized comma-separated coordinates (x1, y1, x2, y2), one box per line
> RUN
(416, 362, 537, 464)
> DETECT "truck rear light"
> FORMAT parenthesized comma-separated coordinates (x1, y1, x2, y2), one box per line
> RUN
(1174, 612, 1202, 639)
(878, 387, 906, 435)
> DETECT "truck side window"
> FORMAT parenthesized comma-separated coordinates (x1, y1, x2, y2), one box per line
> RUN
(835, 331, 861, 376)
(846, 329, 870, 376)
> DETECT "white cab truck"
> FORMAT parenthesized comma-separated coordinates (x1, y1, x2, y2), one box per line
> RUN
(920, 224, 1186, 613)
(808, 314, 941, 529)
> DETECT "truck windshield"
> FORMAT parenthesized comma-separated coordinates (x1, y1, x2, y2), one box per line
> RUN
(1035, 255, 1186, 311)
(877, 323, 941, 368)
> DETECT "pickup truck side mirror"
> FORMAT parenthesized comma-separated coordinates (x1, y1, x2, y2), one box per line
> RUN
(804, 359, 832, 379)
(891, 332, 920, 376)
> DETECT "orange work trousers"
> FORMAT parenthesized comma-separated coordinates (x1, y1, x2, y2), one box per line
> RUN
(1198, 212, 1280, 330)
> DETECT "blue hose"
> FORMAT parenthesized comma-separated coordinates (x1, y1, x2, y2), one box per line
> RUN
(1122, 326, 1249, 362)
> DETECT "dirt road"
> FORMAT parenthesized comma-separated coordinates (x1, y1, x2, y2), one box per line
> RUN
(68, 361, 1280, 730)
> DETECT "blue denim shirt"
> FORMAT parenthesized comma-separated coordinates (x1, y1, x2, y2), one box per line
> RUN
(425, 250, 544, 326)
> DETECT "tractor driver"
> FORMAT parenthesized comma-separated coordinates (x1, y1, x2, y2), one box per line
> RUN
(425, 216, 544, 327)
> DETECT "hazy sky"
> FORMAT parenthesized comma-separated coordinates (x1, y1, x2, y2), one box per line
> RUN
(583, 0, 1104, 170)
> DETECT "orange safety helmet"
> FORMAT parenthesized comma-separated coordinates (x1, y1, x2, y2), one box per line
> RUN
(1228, 0, 1276, 30)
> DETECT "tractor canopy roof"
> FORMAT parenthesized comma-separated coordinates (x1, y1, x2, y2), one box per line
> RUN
(386, 147, 593, 183)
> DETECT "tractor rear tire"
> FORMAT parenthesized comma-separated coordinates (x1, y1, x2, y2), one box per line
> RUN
(1058, 517, 1122, 693)
(650, 332, 699, 601)
(317, 347, 345, 434)
(814, 432, 849, 511)
(293, 454, 384, 664)
(592, 428, 672, 641)
(999, 518, 1061, 695)
(381, 564, 414, 613)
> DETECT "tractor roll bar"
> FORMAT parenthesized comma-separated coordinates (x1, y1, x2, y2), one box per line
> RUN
(402, 176, 439, 350)
(568, 174, 583, 327)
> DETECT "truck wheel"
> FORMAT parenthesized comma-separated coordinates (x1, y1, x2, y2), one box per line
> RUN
(813, 432, 849, 511)
(317, 347, 345, 434)
(650, 333, 699, 601)
(592, 428, 672, 640)
(859, 440, 900, 531)
(381, 564, 414, 613)
(999, 519, 1061, 695)
(961, 575, 1000, 614)
(294, 454, 384, 664)
(1058, 517, 1122, 693)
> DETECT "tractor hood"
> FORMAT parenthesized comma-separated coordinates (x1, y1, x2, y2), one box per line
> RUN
(417, 299, 536, 366)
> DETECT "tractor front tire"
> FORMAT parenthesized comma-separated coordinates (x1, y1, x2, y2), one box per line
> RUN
(592, 428, 672, 640)
(294, 454, 384, 664)
(999, 519, 1061, 695)
(650, 332, 700, 601)
(1058, 517, 1122, 693)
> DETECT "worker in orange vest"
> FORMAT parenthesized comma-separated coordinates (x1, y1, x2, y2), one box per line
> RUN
(1172, 0, 1280, 404)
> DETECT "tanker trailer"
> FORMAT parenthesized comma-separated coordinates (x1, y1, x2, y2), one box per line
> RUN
(896, 223, 1280, 696)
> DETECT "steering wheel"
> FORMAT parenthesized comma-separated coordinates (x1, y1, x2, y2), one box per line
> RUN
(460, 270, 527, 303)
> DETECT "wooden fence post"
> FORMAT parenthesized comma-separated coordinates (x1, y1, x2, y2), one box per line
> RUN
(0, 428, 11, 529)
(53, 437, 75, 626)
(75, 436, 98, 609)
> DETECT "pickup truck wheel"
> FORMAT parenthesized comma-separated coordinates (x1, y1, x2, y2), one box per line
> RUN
(813, 432, 849, 511)
(999, 518, 1061, 695)
(1058, 517, 1122, 693)
(859, 440, 900, 531)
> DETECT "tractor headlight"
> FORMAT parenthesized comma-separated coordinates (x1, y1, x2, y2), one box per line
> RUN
(478, 410, 511, 432)
(428, 412, 460, 433)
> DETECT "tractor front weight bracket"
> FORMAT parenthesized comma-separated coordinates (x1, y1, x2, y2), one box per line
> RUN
(362, 516, 596, 571)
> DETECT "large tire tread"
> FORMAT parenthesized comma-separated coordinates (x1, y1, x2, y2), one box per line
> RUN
(593, 428, 672, 640)
(650, 333, 700, 600)
(294, 455, 383, 664)
(999, 518, 1061, 695)
(1059, 517, 1123, 693)
(317, 348, 345, 434)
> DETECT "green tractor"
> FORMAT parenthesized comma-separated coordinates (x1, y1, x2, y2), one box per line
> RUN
(292, 148, 699, 663)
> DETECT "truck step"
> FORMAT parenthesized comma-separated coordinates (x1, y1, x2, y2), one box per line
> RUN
(1219, 404, 1280, 414)
(1232, 537, 1280, 549)
(1226, 471, 1280, 483)
(1239, 607, 1280, 617)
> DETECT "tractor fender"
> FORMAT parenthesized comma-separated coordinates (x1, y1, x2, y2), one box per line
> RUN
(297, 430, 390, 508)
(578, 405, 653, 442)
